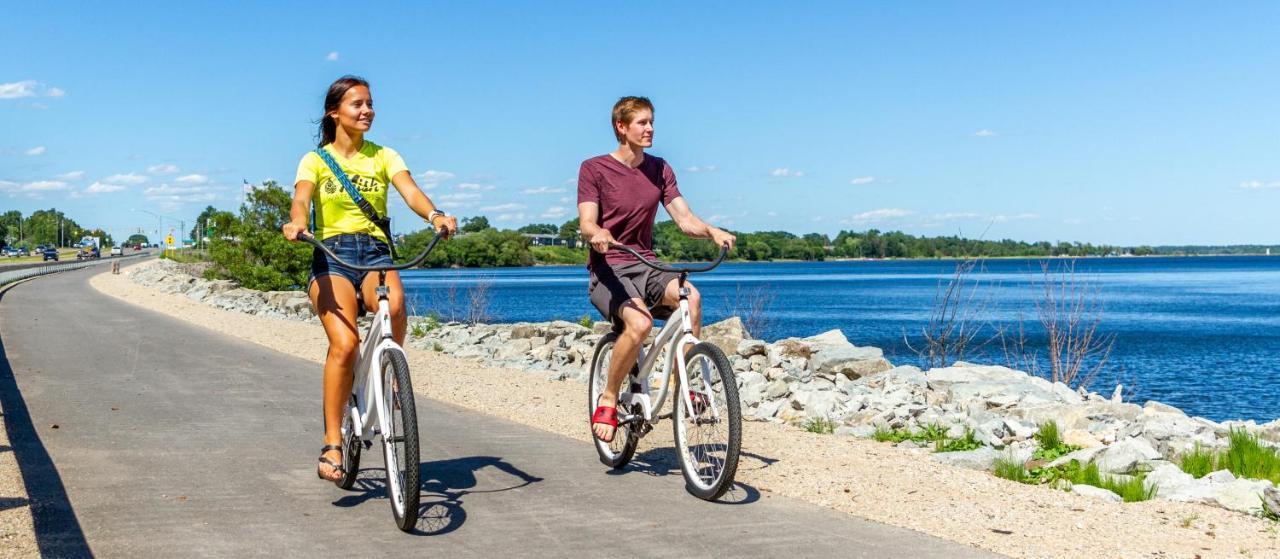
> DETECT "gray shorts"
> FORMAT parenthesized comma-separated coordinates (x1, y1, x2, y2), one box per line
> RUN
(588, 261, 681, 328)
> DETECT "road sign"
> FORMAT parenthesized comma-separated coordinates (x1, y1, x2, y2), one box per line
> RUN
(165, 234, 174, 247)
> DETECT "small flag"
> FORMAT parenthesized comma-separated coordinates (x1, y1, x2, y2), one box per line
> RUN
(242, 180, 253, 193)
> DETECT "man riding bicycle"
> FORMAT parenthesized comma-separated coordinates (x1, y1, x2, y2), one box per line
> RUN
(578, 96, 736, 443)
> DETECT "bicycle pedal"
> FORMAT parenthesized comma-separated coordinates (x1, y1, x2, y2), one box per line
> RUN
(656, 411, 672, 420)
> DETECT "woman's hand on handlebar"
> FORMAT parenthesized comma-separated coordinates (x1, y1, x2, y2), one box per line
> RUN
(590, 230, 617, 254)
(431, 214, 458, 238)
(710, 227, 736, 252)
(282, 222, 308, 241)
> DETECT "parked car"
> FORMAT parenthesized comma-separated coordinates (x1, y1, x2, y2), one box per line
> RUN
(2, 248, 17, 258)
(17, 247, 29, 257)
(42, 247, 59, 261)
(109, 246, 124, 256)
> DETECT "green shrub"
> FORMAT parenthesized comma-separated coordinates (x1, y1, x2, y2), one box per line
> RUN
(577, 314, 594, 329)
(872, 422, 951, 445)
(804, 417, 835, 434)
(530, 245, 588, 265)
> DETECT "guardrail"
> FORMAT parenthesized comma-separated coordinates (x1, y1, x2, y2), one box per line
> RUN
(0, 253, 152, 288)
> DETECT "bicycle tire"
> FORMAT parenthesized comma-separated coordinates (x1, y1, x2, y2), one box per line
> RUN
(380, 349, 420, 531)
(672, 342, 742, 501)
(588, 332, 639, 469)
(336, 395, 361, 490)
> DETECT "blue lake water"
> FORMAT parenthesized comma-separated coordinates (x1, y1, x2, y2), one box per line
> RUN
(401, 256, 1280, 423)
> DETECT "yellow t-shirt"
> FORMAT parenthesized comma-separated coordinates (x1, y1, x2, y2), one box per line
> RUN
(294, 140, 408, 242)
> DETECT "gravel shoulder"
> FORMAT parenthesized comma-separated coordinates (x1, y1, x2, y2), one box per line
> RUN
(90, 261, 1280, 558)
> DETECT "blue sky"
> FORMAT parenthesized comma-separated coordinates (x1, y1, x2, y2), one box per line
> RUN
(2, 1, 1277, 245)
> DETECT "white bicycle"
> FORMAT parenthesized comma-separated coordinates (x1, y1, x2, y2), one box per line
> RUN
(588, 243, 742, 500)
(299, 229, 445, 531)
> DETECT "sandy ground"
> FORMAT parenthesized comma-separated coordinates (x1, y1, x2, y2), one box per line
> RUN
(0, 281, 40, 558)
(85, 260, 1279, 559)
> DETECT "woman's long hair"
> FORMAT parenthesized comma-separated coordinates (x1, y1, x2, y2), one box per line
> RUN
(317, 75, 370, 148)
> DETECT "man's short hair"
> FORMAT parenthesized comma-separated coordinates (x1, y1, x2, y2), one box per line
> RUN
(612, 96, 654, 142)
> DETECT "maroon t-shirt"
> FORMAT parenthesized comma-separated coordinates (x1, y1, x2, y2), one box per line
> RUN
(577, 153, 683, 271)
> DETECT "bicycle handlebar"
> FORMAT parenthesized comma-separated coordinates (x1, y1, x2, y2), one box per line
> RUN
(297, 230, 446, 271)
(608, 242, 729, 274)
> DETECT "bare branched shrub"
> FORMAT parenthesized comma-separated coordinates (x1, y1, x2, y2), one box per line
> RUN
(465, 275, 493, 325)
(430, 282, 461, 322)
(725, 283, 775, 340)
(1003, 259, 1115, 390)
(905, 258, 995, 369)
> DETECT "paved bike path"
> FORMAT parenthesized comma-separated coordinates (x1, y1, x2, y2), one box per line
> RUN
(0, 268, 1002, 558)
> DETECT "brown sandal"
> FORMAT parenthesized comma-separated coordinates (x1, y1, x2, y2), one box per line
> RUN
(317, 444, 345, 481)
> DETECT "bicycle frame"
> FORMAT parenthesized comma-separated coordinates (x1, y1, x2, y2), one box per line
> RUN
(616, 278, 722, 428)
(345, 280, 403, 445)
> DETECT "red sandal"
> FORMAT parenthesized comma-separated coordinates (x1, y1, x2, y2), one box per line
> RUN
(591, 405, 618, 443)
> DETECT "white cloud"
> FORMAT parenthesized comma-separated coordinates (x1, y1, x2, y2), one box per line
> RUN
(147, 164, 180, 175)
(24, 146, 46, 156)
(143, 183, 218, 205)
(0, 180, 18, 194)
(457, 182, 495, 191)
(521, 186, 566, 195)
(416, 169, 455, 189)
(770, 167, 805, 178)
(850, 176, 876, 185)
(1240, 180, 1280, 190)
(558, 197, 573, 204)
(56, 170, 85, 180)
(438, 192, 481, 202)
(1063, 218, 1083, 225)
(811, 216, 825, 223)
(496, 212, 527, 222)
(85, 181, 126, 194)
(175, 173, 210, 184)
(851, 208, 913, 222)
(766, 211, 778, 217)
(326, 51, 339, 62)
(991, 213, 1039, 222)
(685, 165, 719, 173)
(480, 203, 525, 212)
(931, 212, 983, 221)
(105, 173, 147, 185)
(22, 180, 70, 192)
(0, 80, 65, 99)
(972, 129, 997, 137)
(540, 206, 569, 219)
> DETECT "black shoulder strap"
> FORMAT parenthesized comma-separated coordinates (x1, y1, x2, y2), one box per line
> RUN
(314, 148, 398, 259)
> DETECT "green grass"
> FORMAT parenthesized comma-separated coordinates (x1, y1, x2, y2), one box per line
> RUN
(577, 314, 594, 329)
(1177, 429, 1280, 484)
(1001, 458, 1156, 502)
(872, 423, 949, 444)
(409, 313, 442, 338)
(804, 417, 836, 434)
(935, 428, 983, 453)
(1031, 421, 1080, 462)
(431, 341, 444, 352)
(993, 456, 1031, 483)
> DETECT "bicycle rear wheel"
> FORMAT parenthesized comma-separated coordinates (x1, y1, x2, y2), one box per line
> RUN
(336, 395, 361, 490)
(380, 349, 420, 531)
(672, 342, 741, 500)
(588, 332, 639, 469)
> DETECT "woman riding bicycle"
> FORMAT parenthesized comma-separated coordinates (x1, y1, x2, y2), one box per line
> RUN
(281, 75, 457, 482)
(578, 96, 736, 443)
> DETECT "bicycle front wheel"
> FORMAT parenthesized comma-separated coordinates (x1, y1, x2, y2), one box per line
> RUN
(672, 342, 741, 500)
(380, 349, 420, 531)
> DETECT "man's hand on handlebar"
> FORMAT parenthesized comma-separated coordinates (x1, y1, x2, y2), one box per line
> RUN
(431, 214, 458, 238)
(282, 222, 307, 241)
(710, 227, 736, 252)
(590, 230, 617, 254)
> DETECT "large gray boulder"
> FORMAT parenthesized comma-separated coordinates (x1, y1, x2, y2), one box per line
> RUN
(1071, 484, 1122, 503)
(1094, 437, 1162, 474)
(931, 447, 1002, 471)
(702, 317, 750, 356)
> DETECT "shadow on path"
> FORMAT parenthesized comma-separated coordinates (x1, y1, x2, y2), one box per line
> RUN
(332, 455, 542, 536)
(0, 283, 93, 557)
(606, 445, 761, 505)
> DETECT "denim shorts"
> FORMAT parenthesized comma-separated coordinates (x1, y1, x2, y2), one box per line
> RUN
(308, 232, 393, 290)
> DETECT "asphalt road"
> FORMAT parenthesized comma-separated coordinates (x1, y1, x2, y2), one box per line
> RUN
(0, 267, 1001, 558)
